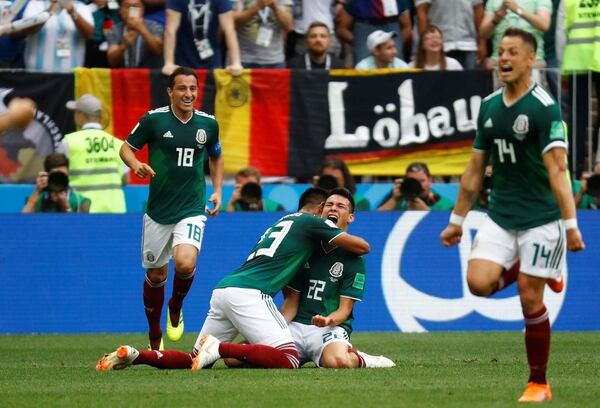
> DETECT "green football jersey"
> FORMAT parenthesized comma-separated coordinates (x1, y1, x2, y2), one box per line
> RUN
(288, 247, 366, 335)
(127, 106, 221, 224)
(216, 212, 344, 296)
(473, 83, 567, 230)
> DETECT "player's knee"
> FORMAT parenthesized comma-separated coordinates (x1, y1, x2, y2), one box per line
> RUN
(174, 258, 196, 275)
(466, 274, 493, 297)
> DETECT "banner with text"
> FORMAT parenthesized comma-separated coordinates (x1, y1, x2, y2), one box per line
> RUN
(0, 69, 493, 182)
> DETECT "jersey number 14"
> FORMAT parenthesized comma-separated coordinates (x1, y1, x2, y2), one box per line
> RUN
(494, 139, 516, 164)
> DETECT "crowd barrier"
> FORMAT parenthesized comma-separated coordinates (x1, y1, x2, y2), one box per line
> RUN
(1, 211, 598, 334)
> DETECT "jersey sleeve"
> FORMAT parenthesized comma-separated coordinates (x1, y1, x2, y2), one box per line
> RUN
(304, 215, 345, 244)
(126, 113, 153, 150)
(536, 103, 568, 155)
(472, 100, 491, 151)
(206, 117, 222, 158)
(339, 256, 366, 301)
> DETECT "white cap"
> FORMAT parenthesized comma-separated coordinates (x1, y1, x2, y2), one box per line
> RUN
(66, 94, 102, 115)
(366, 30, 397, 51)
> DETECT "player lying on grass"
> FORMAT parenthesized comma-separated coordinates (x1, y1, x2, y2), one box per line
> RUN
(97, 187, 371, 371)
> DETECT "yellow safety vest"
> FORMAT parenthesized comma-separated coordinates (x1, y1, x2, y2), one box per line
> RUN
(561, 0, 600, 73)
(64, 124, 126, 213)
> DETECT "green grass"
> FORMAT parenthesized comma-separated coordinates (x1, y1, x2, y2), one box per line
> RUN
(1, 332, 598, 407)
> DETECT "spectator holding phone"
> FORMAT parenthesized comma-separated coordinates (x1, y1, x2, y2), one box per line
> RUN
(106, 0, 164, 68)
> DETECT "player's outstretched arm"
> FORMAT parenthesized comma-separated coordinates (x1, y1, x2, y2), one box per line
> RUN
(312, 298, 355, 327)
(440, 151, 487, 247)
(543, 148, 585, 252)
(119, 143, 155, 178)
(280, 287, 300, 324)
(330, 233, 370, 255)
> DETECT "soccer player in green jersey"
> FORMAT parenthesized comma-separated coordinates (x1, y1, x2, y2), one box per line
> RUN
(440, 28, 585, 403)
(119, 66, 224, 350)
(282, 188, 395, 369)
(96, 188, 370, 371)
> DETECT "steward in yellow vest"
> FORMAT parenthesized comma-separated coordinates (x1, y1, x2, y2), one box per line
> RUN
(63, 94, 127, 213)
(561, 0, 600, 73)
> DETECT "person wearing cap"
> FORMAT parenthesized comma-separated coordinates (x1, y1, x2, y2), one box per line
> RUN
(60, 93, 127, 213)
(22, 153, 91, 213)
(355, 30, 408, 69)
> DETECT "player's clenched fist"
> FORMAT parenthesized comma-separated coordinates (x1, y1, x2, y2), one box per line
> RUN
(133, 162, 156, 178)
(440, 224, 463, 247)
(566, 229, 585, 252)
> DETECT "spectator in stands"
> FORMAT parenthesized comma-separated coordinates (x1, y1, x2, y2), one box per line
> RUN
(142, 0, 166, 27)
(85, 0, 121, 68)
(409, 25, 463, 70)
(377, 162, 454, 211)
(575, 170, 600, 210)
(336, 0, 412, 66)
(287, 21, 345, 70)
(225, 166, 284, 212)
(162, 0, 243, 76)
(355, 30, 408, 69)
(0, 0, 27, 68)
(0, 97, 36, 133)
(19, 0, 94, 72)
(285, 0, 338, 60)
(232, 0, 293, 68)
(479, 0, 551, 71)
(415, 0, 486, 70)
(22, 153, 91, 213)
(558, 0, 600, 178)
(542, 0, 560, 99)
(106, 0, 164, 68)
(60, 94, 127, 213)
(314, 158, 370, 210)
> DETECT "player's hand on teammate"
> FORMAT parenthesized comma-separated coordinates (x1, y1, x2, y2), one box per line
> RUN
(206, 192, 221, 217)
(440, 224, 463, 247)
(566, 228, 585, 252)
(312, 315, 334, 327)
(132, 162, 155, 178)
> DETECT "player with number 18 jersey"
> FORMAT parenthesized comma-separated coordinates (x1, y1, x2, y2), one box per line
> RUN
(127, 106, 221, 224)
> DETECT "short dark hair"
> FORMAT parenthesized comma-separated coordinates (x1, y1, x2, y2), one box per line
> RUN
(298, 187, 328, 211)
(44, 153, 69, 172)
(168, 66, 198, 89)
(307, 21, 330, 36)
(406, 162, 431, 177)
(502, 27, 537, 53)
(328, 187, 355, 213)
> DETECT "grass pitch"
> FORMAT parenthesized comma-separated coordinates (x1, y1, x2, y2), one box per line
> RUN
(0, 332, 598, 407)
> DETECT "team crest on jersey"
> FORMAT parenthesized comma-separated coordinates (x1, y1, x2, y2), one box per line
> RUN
(512, 114, 529, 141)
(329, 262, 344, 279)
(196, 129, 207, 145)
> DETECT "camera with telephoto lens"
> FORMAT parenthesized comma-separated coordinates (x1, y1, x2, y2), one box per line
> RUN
(400, 177, 423, 201)
(315, 174, 339, 193)
(587, 174, 600, 198)
(238, 182, 263, 211)
(44, 171, 69, 193)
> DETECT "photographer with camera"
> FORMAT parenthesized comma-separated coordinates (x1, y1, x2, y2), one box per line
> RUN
(377, 162, 454, 211)
(22, 153, 91, 213)
(225, 166, 284, 212)
(575, 167, 600, 210)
